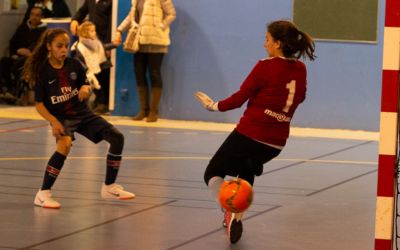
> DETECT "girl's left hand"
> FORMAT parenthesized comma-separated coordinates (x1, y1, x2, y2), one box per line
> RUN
(159, 23, 166, 30)
(78, 85, 91, 101)
(194, 91, 218, 111)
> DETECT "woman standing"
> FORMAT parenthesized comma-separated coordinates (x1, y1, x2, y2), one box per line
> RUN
(114, 0, 176, 122)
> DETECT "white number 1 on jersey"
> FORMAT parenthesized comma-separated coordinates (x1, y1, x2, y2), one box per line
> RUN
(283, 80, 296, 113)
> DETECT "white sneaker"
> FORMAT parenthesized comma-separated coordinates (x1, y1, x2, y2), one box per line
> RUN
(34, 189, 61, 209)
(101, 183, 135, 200)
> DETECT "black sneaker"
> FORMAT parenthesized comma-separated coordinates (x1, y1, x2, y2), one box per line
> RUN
(224, 211, 243, 244)
(228, 217, 243, 244)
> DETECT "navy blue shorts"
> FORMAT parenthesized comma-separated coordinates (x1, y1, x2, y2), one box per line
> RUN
(60, 114, 113, 144)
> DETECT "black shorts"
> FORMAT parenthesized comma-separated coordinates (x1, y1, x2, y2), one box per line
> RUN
(60, 113, 113, 143)
(204, 130, 281, 185)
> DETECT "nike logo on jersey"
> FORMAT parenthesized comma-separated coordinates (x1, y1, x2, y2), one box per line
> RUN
(48, 79, 56, 84)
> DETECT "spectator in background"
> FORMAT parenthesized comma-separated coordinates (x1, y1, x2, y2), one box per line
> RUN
(71, 21, 117, 109)
(0, 6, 46, 102)
(23, 0, 71, 23)
(114, 0, 176, 122)
(70, 0, 112, 114)
(11, 6, 47, 60)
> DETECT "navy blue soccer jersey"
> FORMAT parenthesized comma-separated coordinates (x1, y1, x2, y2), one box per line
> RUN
(35, 58, 92, 120)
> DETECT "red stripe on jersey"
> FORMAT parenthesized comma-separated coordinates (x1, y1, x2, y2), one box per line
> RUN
(56, 68, 74, 115)
(57, 68, 69, 88)
(381, 70, 400, 112)
(385, 0, 400, 27)
(377, 154, 396, 197)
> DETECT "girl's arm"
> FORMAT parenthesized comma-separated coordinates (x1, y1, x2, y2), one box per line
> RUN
(161, 0, 176, 28)
(77, 68, 92, 101)
(117, 8, 135, 33)
(35, 102, 65, 139)
(217, 62, 264, 111)
(114, 8, 136, 45)
(103, 42, 118, 51)
(78, 85, 91, 101)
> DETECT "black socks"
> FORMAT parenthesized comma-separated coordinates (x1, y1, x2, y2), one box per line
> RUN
(105, 153, 122, 185)
(41, 151, 66, 190)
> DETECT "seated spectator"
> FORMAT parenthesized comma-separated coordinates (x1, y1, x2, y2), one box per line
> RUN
(0, 6, 46, 104)
(10, 6, 47, 60)
(23, 0, 71, 23)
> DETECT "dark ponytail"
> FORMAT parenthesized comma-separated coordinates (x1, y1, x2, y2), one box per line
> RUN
(23, 28, 69, 88)
(267, 20, 316, 61)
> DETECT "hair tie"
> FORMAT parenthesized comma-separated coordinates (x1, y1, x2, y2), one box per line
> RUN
(34, 2, 44, 8)
(297, 32, 302, 40)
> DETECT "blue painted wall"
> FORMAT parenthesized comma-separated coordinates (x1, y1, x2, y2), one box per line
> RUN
(114, 0, 384, 131)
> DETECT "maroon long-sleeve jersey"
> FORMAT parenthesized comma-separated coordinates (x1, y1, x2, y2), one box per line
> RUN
(218, 57, 307, 147)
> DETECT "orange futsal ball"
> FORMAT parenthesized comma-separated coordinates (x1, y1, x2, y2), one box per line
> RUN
(218, 178, 253, 213)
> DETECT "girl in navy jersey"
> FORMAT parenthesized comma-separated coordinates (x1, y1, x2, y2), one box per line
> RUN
(195, 20, 315, 243)
(23, 28, 135, 209)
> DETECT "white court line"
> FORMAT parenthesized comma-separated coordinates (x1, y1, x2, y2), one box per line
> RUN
(183, 132, 199, 135)
(156, 131, 172, 134)
(0, 156, 376, 166)
(274, 158, 377, 166)
(0, 105, 379, 141)
(129, 131, 145, 134)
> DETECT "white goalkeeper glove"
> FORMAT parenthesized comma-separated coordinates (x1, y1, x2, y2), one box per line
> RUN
(194, 91, 219, 111)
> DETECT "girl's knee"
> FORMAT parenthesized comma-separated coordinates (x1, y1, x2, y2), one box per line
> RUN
(102, 126, 124, 155)
(204, 171, 211, 185)
(56, 137, 72, 155)
(109, 128, 124, 145)
(204, 165, 223, 186)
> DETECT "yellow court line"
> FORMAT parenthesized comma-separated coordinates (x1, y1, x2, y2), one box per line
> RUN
(0, 156, 376, 166)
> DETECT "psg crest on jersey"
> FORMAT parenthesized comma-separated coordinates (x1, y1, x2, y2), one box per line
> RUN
(70, 72, 77, 81)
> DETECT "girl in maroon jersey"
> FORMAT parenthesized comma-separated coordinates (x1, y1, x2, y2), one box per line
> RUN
(195, 20, 315, 244)
(23, 28, 135, 209)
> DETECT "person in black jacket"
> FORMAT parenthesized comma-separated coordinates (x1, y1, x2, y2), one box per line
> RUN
(10, 6, 47, 59)
(70, 0, 112, 114)
(70, 0, 112, 44)
(23, 0, 71, 23)
(0, 6, 46, 100)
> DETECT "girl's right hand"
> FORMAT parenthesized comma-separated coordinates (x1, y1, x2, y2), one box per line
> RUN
(51, 120, 65, 139)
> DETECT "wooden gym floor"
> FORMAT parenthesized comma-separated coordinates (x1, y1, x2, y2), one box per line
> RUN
(0, 105, 379, 250)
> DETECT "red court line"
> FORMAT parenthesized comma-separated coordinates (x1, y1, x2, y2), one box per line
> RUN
(0, 123, 48, 133)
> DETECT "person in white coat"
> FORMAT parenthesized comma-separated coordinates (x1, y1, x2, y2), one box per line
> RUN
(71, 21, 116, 110)
(114, 0, 176, 122)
